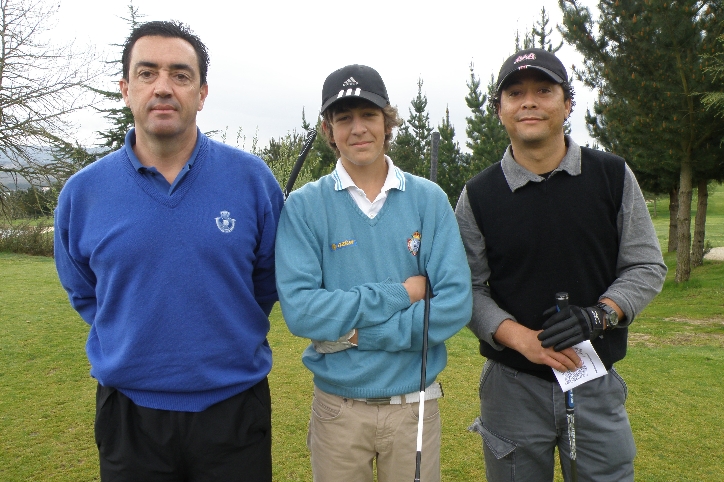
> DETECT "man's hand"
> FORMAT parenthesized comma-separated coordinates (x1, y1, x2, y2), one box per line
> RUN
(403, 275, 427, 304)
(494, 319, 582, 372)
(537, 305, 604, 351)
(312, 329, 357, 354)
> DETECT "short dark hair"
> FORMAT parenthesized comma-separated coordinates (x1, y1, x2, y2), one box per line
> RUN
(122, 20, 210, 86)
(492, 77, 576, 118)
(320, 97, 401, 156)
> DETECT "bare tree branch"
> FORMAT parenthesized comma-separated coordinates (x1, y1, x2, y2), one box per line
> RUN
(0, 0, 108, 216)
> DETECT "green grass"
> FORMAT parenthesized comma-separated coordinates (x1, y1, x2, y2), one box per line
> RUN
(1, 187, 723, 480)
(647, 183, 724, 250)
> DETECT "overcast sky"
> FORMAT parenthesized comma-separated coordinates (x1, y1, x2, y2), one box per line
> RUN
(54, 0, 599, 152)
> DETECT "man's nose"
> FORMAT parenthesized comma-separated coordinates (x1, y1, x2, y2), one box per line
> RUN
(351, 115, 367, 133)
(153, 73, 173, 96)
(521, 90, 538, 108)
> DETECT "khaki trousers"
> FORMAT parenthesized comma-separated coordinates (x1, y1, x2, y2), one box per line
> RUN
(308, 385, 441, 482)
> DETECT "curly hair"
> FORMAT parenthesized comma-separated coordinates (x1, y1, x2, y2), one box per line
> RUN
(320, 98, 401, 157)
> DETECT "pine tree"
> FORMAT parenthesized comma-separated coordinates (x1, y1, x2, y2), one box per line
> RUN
(464, 66, 509, 174)
(437, 107, 470, 206)
(531, 7, 563, 52)
(702, 35, 724, 116)
(390, 78, 432, 177)
(560, 0, 724, 282)
(389, 120, 419, 175)
(94, 4, 144, 153)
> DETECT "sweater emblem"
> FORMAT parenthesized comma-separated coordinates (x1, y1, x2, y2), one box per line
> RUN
(215, 211, 236, 233)
(331, 239, 356, 251)
(407, 231, 421, 256)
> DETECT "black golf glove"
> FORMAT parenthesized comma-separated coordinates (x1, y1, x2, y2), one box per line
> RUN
(537, 305, 605, 351)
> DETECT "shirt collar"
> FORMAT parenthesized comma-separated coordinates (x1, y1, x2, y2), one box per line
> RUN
(500, 135, 581, 192)
(124, 128, 202, 172)
(331, 156, 406, 193)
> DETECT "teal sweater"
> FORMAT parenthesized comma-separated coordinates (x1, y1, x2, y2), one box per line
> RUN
(275, 171, 472, 399)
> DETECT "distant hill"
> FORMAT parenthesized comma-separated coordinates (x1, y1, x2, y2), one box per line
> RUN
(0, 147, 103, 190)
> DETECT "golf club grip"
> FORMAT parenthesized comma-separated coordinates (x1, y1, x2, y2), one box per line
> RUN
(430, 131, 440, 183)
(284, 128, 317, 199)
(414, 451, 422, 481)
(556, 292, 569, 311)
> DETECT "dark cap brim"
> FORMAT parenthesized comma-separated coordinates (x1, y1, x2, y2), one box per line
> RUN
(321, 90, 388, 114)
(496, 66, 566, 92)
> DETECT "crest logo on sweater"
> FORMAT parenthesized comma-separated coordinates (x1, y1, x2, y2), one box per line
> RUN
(407, 231, 421, 256)
(215, 211, 236, 233)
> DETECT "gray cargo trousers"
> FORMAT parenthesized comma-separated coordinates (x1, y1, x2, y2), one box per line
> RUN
(469, 359, 635, 482)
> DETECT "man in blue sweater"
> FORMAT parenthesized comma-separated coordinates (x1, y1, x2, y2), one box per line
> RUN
(456, 49, 666, 481)
(54, 21, 283, 481)
(275, 64, 472, 482)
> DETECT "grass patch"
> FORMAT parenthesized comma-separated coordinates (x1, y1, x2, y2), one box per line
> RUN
(2, 252, 723, 480)
(619, 346, 724, 481)
(0, 254, 96, 481)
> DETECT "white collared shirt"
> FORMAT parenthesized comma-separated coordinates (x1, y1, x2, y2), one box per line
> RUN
(331, 156, 406, 218)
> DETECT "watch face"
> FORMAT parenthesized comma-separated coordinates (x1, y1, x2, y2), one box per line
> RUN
(599, 303, 618, 327)
(608, 311, 618, 326)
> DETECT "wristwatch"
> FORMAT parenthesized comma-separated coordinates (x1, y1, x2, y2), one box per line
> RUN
(597, 302, 619, 329)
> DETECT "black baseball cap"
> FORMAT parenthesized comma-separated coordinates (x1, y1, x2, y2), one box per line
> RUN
(321, 64, 389, 114)
(496, 48, 568, 92)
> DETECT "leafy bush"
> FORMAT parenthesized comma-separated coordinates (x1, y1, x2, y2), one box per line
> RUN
(0, 221, 54, 256)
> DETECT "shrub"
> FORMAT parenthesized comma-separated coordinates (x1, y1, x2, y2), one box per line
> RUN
(0, 221, 54, 256)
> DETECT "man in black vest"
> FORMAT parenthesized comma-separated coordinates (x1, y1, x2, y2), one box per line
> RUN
(455, 48, 666, 481)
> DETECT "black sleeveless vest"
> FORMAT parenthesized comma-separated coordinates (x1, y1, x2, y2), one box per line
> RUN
(466, 147, 627, 378)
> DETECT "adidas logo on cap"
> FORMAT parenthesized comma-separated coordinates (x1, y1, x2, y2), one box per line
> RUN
(342, 77, 358, 87)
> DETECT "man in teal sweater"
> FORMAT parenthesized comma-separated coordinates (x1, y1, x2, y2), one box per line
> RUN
(275, 64, 472, 482)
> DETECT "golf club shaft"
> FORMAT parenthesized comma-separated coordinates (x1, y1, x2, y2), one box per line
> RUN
(415, 132, 439, 481)
(429, 131, 439, 184)
(556, 292, 578, 482)
(283, 128, 317, 199)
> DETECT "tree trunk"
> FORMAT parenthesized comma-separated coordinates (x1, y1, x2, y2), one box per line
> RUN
(691, 179, 708, 267)
(675, 161, 693, 283)
(668, 187, 678, 252)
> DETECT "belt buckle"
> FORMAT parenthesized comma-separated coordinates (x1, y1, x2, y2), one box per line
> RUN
(365, 397, 391, 405)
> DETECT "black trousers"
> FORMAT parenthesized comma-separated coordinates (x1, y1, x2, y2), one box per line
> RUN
(95, 378, 272, 482)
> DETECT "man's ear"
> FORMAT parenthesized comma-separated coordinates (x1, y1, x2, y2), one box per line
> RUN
(198, 83, 209, 111)
(119, 78, 130, 108)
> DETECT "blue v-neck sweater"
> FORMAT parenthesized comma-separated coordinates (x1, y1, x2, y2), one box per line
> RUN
(275, 172, 473, 399)
(55, 131, 283, 411)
